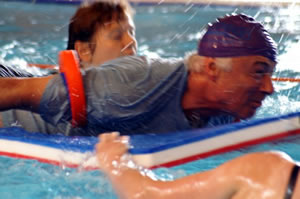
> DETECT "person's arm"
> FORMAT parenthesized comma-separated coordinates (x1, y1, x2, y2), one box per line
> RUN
(0, 75, 54, 112)
(96, 133, 237, 199)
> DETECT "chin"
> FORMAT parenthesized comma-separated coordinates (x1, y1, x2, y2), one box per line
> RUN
(238, 109, 257, 120)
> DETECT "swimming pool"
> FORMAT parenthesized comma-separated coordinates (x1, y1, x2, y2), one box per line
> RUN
(0, 1, 299, 198)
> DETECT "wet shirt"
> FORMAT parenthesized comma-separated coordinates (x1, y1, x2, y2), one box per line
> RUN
(1, 109, 66, 134)
(40, 56, 234, 136)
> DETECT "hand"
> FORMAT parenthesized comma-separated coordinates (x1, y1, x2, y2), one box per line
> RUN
(96, 132, 130, 172)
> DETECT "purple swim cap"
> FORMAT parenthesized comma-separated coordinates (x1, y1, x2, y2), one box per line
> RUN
(198, 14, 277, 62)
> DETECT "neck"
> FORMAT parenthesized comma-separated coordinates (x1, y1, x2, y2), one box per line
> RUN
(183, 108, 230, 128)
(80, 62, 88, 69)
(181, 72, 227, 118)
(181, 72, 214, 110)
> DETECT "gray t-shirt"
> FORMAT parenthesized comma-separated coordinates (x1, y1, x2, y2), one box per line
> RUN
(40, 56, 235, 136)
(40, 56, 190, 135)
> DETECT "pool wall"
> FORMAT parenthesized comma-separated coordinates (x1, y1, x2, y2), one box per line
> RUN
(2, 0, 300, 7)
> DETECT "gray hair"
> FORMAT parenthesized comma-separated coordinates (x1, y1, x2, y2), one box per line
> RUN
(185, 52, 232, 73)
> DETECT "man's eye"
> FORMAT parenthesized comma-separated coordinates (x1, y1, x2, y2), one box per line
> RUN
(256, 70, 265, 74)
(251, 70, 265, 79)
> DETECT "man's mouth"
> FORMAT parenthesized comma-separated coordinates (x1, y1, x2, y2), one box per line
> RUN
(249, 100, 263, 109)
(249, 94, 267, 109)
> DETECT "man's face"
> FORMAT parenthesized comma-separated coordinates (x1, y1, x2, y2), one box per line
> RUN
(216, 56, 276, 119)
(89, 13, 137, 66)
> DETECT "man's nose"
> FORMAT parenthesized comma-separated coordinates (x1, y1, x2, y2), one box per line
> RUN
(260, 74, 274, 95)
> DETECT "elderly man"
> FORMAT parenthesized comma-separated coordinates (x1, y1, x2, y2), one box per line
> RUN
(0, 14, 276, 136)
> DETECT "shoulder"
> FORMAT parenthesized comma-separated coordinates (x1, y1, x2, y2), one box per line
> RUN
(85, 56, 185, 86)
(100, 56, 184, 72)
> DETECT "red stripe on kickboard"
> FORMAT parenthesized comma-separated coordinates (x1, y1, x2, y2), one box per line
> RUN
(0, 151, 98, 171)
(150, 128, 300, 169)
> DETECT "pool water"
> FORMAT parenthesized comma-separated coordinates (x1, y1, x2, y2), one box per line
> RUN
(1, 133, 300, 199)
(0, 156, 116, 198)
(0, 1, 299, 198)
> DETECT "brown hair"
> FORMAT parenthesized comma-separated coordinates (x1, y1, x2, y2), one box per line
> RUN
(66, 0, 133, 50)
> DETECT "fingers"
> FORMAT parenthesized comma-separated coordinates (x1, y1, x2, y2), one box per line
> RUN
(99, 131, 120, 142)
(120, 135, 129, 145)
(96, 132, 131, 171)
(96, 131, 130, 153)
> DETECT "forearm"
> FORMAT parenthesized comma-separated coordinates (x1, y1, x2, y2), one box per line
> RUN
(0, 76, 54, 112)
(105, 163, 237, 199)
(105, 165, 161, 199)
(106, 166, 209, 199)
(103, 157, 202, 199)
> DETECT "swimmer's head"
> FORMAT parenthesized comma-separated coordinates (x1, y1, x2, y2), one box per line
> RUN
(197, 13, 277, 63)
(67, 0, 133, 50)
(186, 14, 276, 120)
(67, 0, 137, 68)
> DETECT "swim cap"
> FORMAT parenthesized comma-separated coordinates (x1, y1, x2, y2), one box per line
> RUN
(198, 14, 277, 62)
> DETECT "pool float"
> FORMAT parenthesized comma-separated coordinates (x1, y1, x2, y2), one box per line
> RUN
(59, 50, 87, 127)
(0, 111, 299, 170)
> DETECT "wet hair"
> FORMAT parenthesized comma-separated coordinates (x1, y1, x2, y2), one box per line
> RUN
(198, 13, 277, 63)
(66, 0, 133, 50)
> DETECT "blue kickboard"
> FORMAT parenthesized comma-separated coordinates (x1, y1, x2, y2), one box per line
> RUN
(0, 111, 299, 155)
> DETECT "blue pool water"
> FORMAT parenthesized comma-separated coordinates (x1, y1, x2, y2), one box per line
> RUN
(0, 1, 299, 198)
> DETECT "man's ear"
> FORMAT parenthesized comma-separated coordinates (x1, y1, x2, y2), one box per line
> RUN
(75, 41, 92, 63)
(203, 57, 221, 81)
(186, 54, 203, 73)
